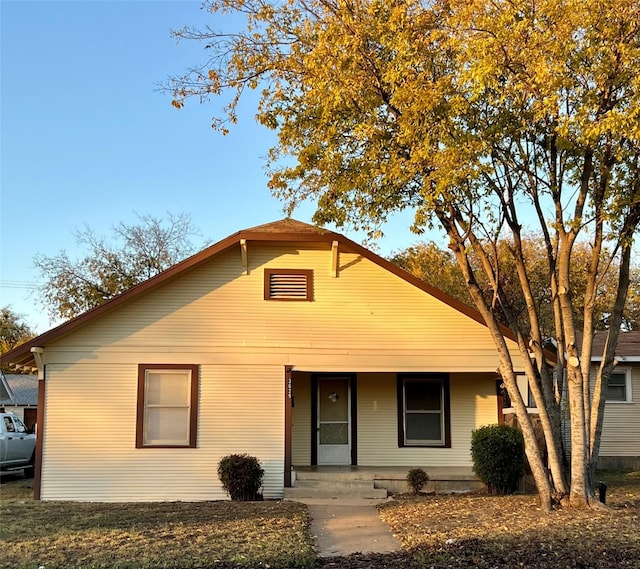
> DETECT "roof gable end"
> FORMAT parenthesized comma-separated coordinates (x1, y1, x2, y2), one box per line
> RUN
(0, 218, 514, 369)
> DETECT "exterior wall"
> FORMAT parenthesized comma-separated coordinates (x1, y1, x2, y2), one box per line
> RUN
(47, 244, 523, 372)
(41, 242, 522, 501)
(599, 365, 640, 460)
(41, 363, 284, 502)
(563, 364, 640, 467)
(292, 372, 498, 468)
(292, 373, 312, 466)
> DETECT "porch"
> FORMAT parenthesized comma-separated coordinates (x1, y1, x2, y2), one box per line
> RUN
(284, 466, 482, 499)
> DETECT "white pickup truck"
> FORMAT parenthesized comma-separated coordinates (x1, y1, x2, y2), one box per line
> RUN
(0, 413, 36, 477)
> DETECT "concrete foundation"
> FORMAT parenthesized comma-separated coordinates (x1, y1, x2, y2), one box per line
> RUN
(286, 466, 482, 499)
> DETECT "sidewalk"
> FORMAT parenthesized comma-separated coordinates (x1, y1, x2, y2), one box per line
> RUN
(294, 498, 402, 558)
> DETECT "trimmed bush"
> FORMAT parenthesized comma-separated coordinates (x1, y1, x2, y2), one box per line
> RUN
(471, 424, 525, 494)
(218, 454, 264, 501)
(407, 467, 430, 494)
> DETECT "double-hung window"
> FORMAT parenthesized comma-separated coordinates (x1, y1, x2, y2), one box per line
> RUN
(136, 364, 199, 448)
(607, 369, 632, 403)
(398, 375, 451, 447)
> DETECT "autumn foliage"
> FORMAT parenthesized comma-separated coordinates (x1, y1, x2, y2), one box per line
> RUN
(169, 0, 640, 510)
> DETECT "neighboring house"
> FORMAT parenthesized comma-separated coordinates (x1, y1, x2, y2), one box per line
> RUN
(590, 330, 640, 470)
(1, 374, 38, 431)
(501, 331, 640, 471)
(1, 219, 534, 502)
(0, 372, 15, 408)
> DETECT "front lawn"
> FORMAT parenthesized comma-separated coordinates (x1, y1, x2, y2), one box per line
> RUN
(2, 470, 639, 569)
(379, 469, 640, 569)
(0, 475, 314, 569)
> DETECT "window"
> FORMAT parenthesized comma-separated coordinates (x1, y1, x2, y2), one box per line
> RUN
(264, 269, 313, 300)
(501, 374, 536, 410)
(136, 364, 199, 448)
(398, 375, 450, 447)
(607, 369, 632, 403)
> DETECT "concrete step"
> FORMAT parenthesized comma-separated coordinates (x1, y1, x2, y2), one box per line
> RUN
(286, 470, 388, 499)
(284, 485, 388, 500)
(294, 479, 375, 490)
(294, 470, 376, 482)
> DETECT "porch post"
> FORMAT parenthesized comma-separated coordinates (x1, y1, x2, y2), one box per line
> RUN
(34, 371, 46, 500)
(284, 366, 293, 487)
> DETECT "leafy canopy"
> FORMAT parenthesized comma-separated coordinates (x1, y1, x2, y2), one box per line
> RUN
(171, 0, 640, 509)
(34, 213, 202, 321)
(391, 237, 640, 334)
(170, 0, 640, 241)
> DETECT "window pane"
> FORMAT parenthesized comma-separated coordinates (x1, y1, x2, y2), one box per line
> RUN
(405, 381, 441, 411)
(144, 407, 190, 445)
(607, 386, 626, 401)
(406, 413, 442, 442)
(319, 379, 349, 422)
(608, 372, 627, 401)
(146, 372, 190, 406)
(609, 373, 626, 386)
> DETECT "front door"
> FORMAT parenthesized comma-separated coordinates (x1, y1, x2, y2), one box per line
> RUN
(317, 377, 351, 465)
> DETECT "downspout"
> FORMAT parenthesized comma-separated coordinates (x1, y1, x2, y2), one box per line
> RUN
(30, 347, 45, 500)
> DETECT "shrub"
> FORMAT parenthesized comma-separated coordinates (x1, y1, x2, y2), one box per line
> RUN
(407, 467, 430, 494)
(218, 454, 264, 501)
(471, 424, 525, 494)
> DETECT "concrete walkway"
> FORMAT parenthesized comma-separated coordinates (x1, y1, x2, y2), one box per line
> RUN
(293, 498, 402, 558)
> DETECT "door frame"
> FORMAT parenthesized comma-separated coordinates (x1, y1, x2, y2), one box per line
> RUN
(311, 373, 357, 466)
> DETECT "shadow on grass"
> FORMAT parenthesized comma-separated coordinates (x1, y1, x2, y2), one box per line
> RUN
(1, 500, 316, 569)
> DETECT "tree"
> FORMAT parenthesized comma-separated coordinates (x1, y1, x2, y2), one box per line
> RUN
(0, 307, 35, 372)
(392, 237, 640, 334)
(390, 242, 473, 307)
(169, 0, 640, 509)
(34, 213, 201, 321)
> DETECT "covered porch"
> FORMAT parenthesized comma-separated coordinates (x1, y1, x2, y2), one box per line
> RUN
(284, 368, 498, 495)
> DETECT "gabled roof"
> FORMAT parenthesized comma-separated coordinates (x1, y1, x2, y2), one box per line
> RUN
(0, 372, 15, 403)
(3, 374, 38, 406)
(591, 330, 640, 361)
(0, 218, 511, 370)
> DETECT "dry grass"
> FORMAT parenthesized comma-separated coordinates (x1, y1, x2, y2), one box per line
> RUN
(2, 470, 640, 569)
(379, 469, 640, 568)
(0, 473, 314, 569)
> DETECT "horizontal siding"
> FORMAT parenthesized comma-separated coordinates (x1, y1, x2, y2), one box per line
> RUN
(41, 363, 283, 502)
(40, 241, 525, 501)
(356, 373, 497, 467)
(292, 373, 312, 466)
(600, 366, 640, 457)
(49, 244, 522, 372)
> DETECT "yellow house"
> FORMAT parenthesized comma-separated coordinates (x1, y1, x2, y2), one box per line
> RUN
(2, 219, 530, 502)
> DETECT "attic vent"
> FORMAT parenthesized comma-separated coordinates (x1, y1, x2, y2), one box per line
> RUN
(264, 269, 313, 301)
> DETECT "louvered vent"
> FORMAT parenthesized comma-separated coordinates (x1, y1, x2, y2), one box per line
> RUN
(264, 269, 313, 300)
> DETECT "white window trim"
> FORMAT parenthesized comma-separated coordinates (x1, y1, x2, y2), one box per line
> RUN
(502, 374, 538, 413)
(606, 367, 633, 404)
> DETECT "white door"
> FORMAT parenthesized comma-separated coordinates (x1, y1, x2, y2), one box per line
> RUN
(317, 377, 351, 465)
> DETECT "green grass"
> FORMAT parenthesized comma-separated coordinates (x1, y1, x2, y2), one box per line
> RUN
(0, 475, 315, 569)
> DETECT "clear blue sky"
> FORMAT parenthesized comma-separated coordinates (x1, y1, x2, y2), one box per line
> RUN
(0, 0, 430, 334)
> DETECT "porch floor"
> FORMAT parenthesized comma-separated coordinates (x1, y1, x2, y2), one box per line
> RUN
(293, 465, 476, 478)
